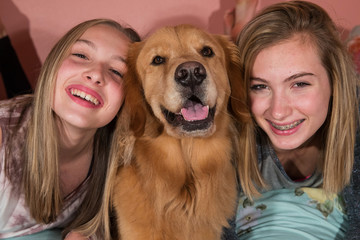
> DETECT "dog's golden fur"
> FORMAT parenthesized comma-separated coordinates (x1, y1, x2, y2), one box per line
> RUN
(111, 24, 250, 240)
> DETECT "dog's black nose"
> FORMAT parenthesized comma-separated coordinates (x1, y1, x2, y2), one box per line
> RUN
(175, 61, 206, 89)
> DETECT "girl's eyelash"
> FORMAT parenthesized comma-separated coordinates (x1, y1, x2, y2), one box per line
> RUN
(250, 84, 267, 90)
(71, 51, 124, 78)
(294, 82, 310, 87)
(72, 53, 87, 59)
(111, 69, 123, 78)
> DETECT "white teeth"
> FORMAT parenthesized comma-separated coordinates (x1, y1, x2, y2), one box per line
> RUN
(271, 119, 304, 131)
(70, 89, 100, 105)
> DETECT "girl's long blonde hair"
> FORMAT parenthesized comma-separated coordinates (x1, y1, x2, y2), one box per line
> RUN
(236, 1, 359, 194)
(5, 18, 140, 235)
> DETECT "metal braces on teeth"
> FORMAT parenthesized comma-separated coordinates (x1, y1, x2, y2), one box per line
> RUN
(271, 120, 303, 131)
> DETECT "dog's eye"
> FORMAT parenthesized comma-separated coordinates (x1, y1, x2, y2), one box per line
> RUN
(152, 56, 166, 65)
(201, 46, 214, 57)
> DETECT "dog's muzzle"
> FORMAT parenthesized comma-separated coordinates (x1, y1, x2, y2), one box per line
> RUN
(161, 61, 216, 133)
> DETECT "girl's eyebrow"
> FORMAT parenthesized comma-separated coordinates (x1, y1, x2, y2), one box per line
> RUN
(285, 72, 315, 82)
(74, 38, 126, 63)
(250, 72, 315, 82)
(76, 39, 95, 48)
(250, 77, 266, 82)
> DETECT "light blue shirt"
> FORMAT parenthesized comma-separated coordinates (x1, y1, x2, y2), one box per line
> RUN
(235, 188, 347, 240)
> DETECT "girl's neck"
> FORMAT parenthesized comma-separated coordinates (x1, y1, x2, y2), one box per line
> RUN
(55, 118, 96, 163)
(55, 119, 96, 197)
(273, 134, 322, 181)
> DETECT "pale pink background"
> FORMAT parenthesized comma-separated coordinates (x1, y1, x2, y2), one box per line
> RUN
(0, 0, 359, 99)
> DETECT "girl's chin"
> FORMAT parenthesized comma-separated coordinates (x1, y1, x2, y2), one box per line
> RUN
(272, 144, 302, 152)
(268, 135, 304, 152)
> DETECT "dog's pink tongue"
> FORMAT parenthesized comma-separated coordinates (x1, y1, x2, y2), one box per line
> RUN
(181, 103, 209, 121)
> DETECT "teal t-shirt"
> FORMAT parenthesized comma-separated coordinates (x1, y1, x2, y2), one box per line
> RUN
(235, 135, 348, 239)
(235, 188, 347, 240)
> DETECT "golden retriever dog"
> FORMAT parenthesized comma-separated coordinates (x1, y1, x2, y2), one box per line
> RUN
(112, 24, 247, 240)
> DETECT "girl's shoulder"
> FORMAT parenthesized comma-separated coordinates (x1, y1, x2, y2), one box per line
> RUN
(0, 96, 32, 183)
(0, 95, 33, 126)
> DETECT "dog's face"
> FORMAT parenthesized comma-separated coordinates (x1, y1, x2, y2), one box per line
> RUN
(124, 24, 247, 138)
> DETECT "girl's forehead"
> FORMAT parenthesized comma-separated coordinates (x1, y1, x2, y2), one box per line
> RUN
(81, 24, 119, 37)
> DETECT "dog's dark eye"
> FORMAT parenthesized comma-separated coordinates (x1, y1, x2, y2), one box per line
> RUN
(201, 46, 214, 57)
(152, 56, 166, 65)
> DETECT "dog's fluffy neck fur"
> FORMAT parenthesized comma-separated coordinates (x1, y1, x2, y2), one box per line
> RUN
(115, 114, 238, 239)
(112, 24, 244, 240)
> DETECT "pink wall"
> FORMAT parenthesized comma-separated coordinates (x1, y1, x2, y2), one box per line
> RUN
(0, 0, 359, 99)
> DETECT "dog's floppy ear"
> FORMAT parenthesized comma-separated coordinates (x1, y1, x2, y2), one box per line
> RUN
(123, 42, 147, 137)
(215, 35, 252, 123)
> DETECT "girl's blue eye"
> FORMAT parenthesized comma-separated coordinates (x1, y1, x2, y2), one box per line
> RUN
(250, 84, 267, 91)
(294, 82, 310, 88)
(111, 69, 123, 78)
(73, 53, 87, 59)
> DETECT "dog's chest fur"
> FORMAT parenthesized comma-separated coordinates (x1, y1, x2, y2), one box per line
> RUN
(113, 123, 237, 240)
(112, 24, 244, 240)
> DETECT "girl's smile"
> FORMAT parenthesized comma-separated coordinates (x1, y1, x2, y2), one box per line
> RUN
(66, 84, 103, 108)
(250, 34, 331, 151)
(267, 119, 304, 136)
(52, 24, 130, 131)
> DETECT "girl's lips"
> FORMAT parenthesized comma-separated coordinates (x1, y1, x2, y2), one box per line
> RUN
(66, 84, 104, 108)
(267, 119, 304, 136)
(269, 119, 305, 130)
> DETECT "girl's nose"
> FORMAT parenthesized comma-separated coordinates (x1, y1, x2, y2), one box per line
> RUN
(269, 92, 291, 120)
(83, 65, 104, 85)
